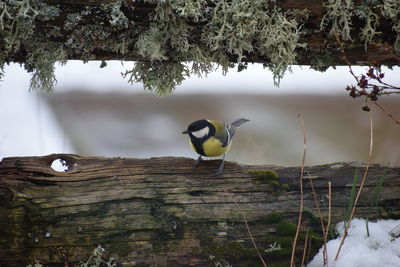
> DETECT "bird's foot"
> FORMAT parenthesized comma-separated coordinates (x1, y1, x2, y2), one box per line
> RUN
(193, 156, 202, 168)
(214, 162, 224, 176)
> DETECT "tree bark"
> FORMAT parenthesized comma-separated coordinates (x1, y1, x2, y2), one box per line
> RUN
(0, 154, 399, 266)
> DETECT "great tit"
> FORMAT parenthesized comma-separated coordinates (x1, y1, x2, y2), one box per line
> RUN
(182, 118, 249, 176)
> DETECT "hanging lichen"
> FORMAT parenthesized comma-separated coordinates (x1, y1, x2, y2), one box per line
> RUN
(126, 0, 305, 94)
(0, 0, 399, 95)
(320, 0, 354, 41)
(381, 0, 400, 55)
(321, 0, 400, 56)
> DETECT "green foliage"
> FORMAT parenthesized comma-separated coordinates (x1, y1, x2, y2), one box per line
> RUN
(345, 169, 359, 223)
(365, 172, 385, 236)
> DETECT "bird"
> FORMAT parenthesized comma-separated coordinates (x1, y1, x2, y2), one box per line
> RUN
(182, 118, 250, 176)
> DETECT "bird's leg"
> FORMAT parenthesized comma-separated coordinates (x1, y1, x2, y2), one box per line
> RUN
(214, 154, 225, 176)
(193, 155, 202, 167)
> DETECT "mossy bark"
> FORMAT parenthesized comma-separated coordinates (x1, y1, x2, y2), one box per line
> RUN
(0, 154, 399, 266)
(4, 0, 400, 66)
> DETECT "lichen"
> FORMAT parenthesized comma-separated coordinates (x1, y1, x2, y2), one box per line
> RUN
(169, 0, 207, 22)
(202, 1, 303, 85)
(136, 26, 169, 61)
(25, 41, 67, 92)
(320, 0, 354, 41)
(357, 7, 381, 51)
(381, 0, 400, 55)
(1, 0, 398, 95)
(108, 2, 129, 29)
(123, 61, 190, 96)
(320, 0, 399, 55)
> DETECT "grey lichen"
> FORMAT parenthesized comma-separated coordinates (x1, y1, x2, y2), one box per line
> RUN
(1, 0, 398, 96)
(320, 0, 354, 41)
(358, 8, 381, 51)
(321, 0, 400, 55)
(123, 61, 190, 96)
(128, 0, 305, 94)
(202, 1, 303, 84)
(169, 0, 207, 22)
(0, 0, 65, 91)
(25, 41, 67, 92)
(381, 0, 400, 55)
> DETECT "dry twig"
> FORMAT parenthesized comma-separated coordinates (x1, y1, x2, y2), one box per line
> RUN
(334, 107, 374, 261)
(291, 114, 307, 267)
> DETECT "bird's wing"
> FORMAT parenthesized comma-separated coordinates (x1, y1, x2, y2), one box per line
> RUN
(211, 121, 230, 147)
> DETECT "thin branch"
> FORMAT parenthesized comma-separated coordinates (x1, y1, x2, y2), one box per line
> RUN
(324, 182, 332, 266)
(334, 106, 374, 261)
(307, 173, 328, 266)
(374, 102, 400, 125)
(291, 114, 307, 267)
(242, 213, 268, 267)
(301, 227, 310, 267)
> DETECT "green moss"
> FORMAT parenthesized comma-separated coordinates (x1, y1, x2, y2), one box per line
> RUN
(280, 184, 289, 190)
(107, 240, 132, 258)
(261, 213, 283, 224)
(276, 221, 297, 236)
(200, 237, 263, 267)
(248, 169, 279, 181)
(268, 180, 280, 188)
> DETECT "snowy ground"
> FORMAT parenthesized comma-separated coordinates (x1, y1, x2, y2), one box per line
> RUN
(308, 218, 400, 267)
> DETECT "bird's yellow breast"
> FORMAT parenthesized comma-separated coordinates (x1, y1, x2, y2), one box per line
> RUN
(201, 137, 231, 157)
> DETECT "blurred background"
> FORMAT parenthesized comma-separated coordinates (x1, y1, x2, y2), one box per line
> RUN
(1, 61, 399, 166)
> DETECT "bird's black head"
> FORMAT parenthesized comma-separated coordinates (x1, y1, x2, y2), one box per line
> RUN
(182, 120, 215, 140)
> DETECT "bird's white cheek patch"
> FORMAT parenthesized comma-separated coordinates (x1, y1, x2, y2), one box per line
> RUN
(192, 126, 209, 138)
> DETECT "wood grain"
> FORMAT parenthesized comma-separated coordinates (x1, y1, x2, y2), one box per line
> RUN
(0, 154, 399, 266)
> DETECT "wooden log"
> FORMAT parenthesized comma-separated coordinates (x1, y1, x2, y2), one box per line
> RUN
(0, 154, 399, 266)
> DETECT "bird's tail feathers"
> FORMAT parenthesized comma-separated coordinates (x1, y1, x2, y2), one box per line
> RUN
(227, 118, 249, 139)
(230, 118, 250, 129)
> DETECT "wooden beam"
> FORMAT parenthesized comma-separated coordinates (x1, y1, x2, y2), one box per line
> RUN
(1, 154, 399, 266)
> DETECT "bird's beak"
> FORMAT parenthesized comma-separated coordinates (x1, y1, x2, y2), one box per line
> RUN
(182, 130, 188, 134)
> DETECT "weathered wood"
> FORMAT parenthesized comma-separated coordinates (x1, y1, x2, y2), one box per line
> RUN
(0, 154, 399, 266)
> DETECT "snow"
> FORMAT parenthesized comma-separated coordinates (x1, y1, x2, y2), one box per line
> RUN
(308, 218, 400, 267)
